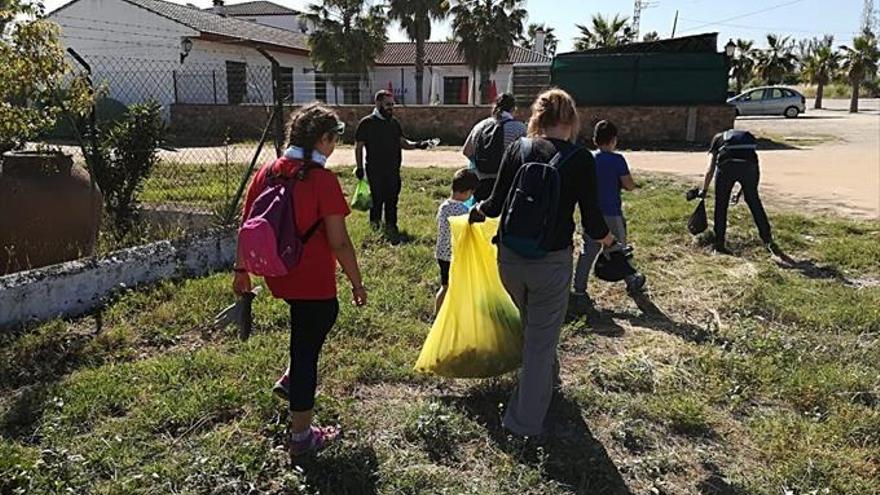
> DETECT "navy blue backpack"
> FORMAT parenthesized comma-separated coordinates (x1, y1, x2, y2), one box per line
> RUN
(499, 138, 581, 259)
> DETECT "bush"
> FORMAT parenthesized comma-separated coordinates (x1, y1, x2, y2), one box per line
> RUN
(88, 102, 165, 238)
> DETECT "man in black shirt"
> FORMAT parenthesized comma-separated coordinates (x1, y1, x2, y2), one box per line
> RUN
(701, 130, 779, 255)
(355, 90, 432, 238)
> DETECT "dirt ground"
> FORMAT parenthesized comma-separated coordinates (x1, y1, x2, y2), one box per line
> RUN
(327, 98, 880, 219)
(46, 99, 879, 219)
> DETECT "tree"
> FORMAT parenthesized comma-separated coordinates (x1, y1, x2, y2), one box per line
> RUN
(0, 0, 92, 153)
(388, 0, 449, 104)
(451, 0, 527, 105)
(304, 0, 388, 104)
(840, 30, 880, 113)
(754, 34, 798, 85)
(573, 13, 634, 50)
(642, 31, 660, 42)
(801, 35, 840, 109)
(520, 22, 558, 56)
(730, 39, 757, 94)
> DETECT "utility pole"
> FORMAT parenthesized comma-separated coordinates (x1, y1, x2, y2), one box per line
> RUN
(671, 9, 679, 38)
(633, 0, 658, 40)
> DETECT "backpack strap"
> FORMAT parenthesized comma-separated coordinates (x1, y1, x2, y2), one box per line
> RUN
(548, 143, 583, 169)
(301, 218, 323, 243)
(519, 137, 532, 163)
(266, 160, 324, 244)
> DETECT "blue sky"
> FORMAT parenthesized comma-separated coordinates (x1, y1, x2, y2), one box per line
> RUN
(43, 0, 868, 51)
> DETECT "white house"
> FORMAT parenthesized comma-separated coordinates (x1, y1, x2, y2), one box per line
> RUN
(50, 0, 551, 109)
(372, 41, 551, 105)
(49, 0, 315, 108)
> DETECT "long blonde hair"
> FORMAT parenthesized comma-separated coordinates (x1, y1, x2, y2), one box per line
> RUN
(526, 88, 580, 142)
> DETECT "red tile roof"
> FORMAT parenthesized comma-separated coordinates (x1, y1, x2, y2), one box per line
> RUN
(375, 41, 551, 66)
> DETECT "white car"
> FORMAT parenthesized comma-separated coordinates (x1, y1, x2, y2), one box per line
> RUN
(727, 86, 806, 118)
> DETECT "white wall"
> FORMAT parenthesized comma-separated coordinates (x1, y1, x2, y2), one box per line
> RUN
(183, 40, 313, 104)
(371, 65, 514, 105)
(52, 0, 195, 109)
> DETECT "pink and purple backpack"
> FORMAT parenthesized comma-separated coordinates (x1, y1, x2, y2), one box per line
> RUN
(238, 162, 321, 277)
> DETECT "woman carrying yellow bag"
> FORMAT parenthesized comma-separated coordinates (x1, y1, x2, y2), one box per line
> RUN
(469, 89, 614, 438)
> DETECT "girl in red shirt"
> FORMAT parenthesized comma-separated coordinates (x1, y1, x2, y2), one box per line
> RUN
(233, 104, 367, 457)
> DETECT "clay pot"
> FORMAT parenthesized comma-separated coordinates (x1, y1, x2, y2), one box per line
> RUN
(0, 151, 103, 274)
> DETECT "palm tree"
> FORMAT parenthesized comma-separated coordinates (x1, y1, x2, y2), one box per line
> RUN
(730, 39, 757, 94)
(573, 13, 634, 50)
(520, 23, 558, 56)
(801, 36, 840, 109)
(840, 30, 880, 113)
(304, 0, 388, 104)
(754, 34, 798, 85)
(642, 31, 660, 42)
(388, 0, 449, 104)
(451, 0, 527, 105)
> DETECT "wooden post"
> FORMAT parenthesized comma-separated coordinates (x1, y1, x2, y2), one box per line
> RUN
(212, 70, 218, 104)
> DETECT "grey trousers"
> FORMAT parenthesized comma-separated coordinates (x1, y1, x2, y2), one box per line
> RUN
(498, 245, 572, 436)
(573, 215, 630, 294)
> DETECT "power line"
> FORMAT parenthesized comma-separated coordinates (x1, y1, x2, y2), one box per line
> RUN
(679, 0, 810, 34)
(679, 17, 860, 36)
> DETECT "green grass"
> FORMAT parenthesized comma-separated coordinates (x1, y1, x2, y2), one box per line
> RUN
(2, 169, 879, 494)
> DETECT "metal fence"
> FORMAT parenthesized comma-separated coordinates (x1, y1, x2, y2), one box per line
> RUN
(45, 54, 323, 258)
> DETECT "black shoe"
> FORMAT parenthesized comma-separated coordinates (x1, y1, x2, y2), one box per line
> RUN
(568, 292, 596, 317)
(386, 225, 401, 244)
(713, 244, 733, 256)
(625, 273, 646, 294)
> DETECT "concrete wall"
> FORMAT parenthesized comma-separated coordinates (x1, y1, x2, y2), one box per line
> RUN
(0, 230, 235, 330)
(169, 103, 736, 145)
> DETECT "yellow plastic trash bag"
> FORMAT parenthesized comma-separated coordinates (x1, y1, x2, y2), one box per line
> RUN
(415, 216, 523, 378)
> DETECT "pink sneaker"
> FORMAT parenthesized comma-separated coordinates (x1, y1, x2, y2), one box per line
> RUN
(289, 425, 340, 457)
(272, 367, 290, 401)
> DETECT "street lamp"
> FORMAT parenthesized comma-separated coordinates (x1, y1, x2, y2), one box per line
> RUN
(725, 39, 736, 58)
(180, 37, 193, 64)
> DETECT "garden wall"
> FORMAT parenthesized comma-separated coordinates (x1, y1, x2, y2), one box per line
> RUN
(169, 103, 735, 146)
(0, 229, 235, 329)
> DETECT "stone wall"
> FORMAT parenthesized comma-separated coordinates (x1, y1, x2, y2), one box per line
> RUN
(0, 229, 235, 329)
(170, 103, 735, 146)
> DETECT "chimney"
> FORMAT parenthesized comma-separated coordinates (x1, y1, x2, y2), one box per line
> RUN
(212, 0, 225, 16)
(534, 27, 546, 55)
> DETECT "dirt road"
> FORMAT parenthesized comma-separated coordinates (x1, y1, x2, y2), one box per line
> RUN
(327, 99, 879, 219)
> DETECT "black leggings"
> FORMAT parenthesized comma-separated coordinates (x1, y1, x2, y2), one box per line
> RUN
(286, 298, 339, 412)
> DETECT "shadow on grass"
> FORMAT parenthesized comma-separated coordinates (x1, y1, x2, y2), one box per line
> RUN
(696, 462, 751, 495)
(602, 292, 725, 346)
(295, 443, 379, 495)
(444, 382, 632, 495)
(772, 247, 853, 283)
(0, 384, 53, 443)
(0, 317, 104, 441)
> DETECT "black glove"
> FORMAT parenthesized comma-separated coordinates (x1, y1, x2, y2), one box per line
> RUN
(355, 167, 365, 180)
(468, 207, 486, 224)
(415, 140, 430, 150)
